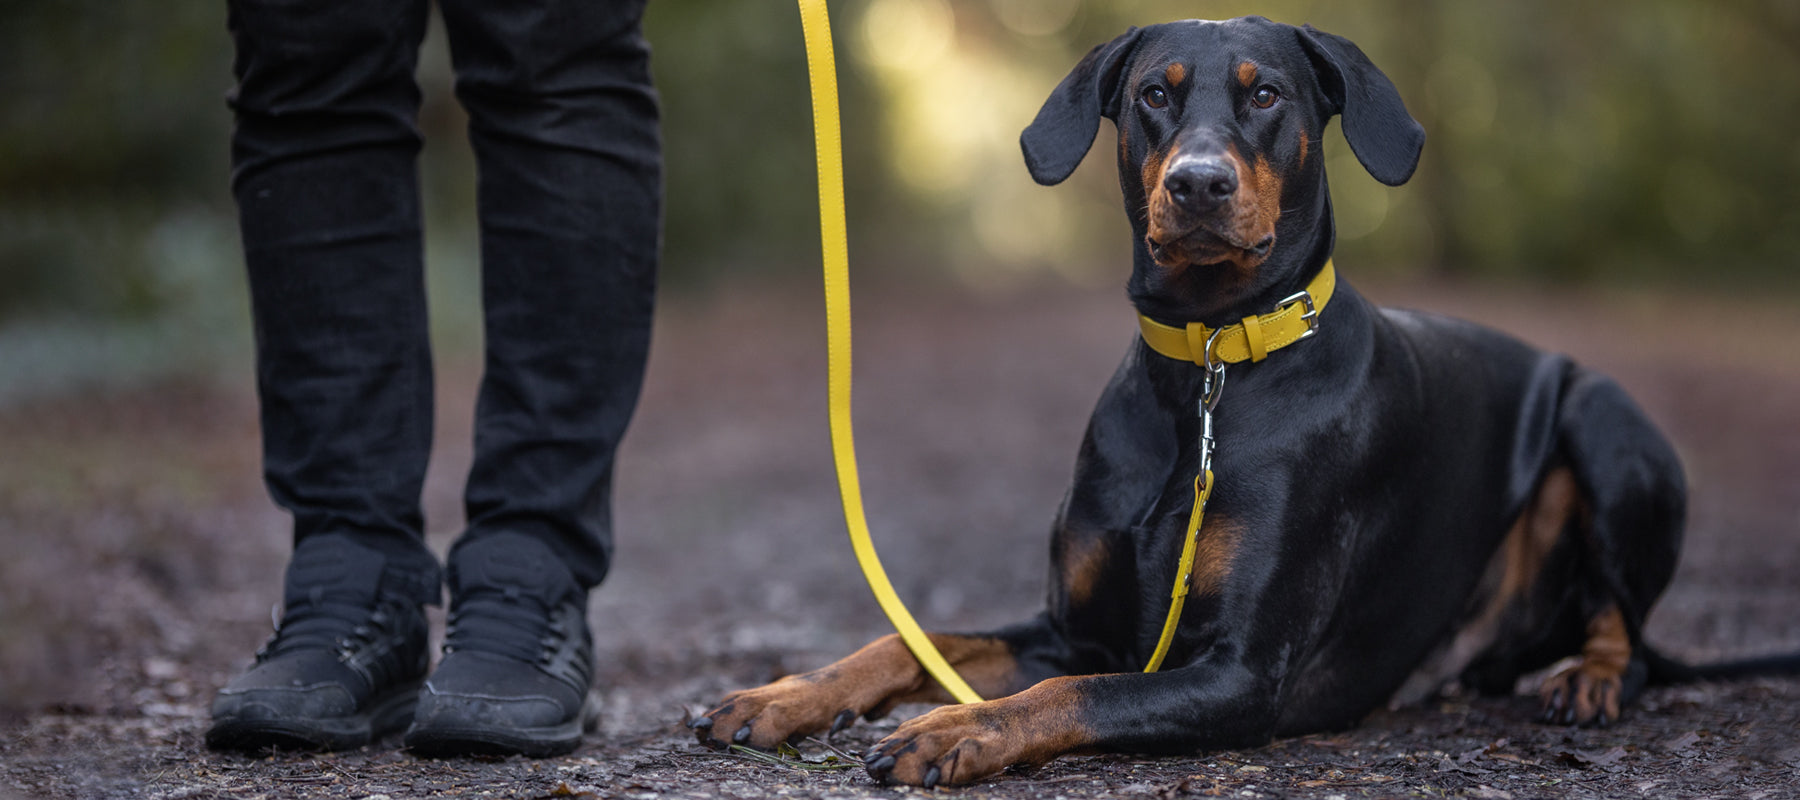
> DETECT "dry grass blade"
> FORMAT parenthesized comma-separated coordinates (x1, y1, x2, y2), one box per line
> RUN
(696, 744, 859, 773)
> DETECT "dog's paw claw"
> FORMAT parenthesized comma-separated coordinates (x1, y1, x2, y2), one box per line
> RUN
(829, 709, 856, 738)
(866, 754, 897, 783)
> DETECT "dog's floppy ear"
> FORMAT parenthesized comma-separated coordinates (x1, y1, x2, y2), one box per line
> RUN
(1296, 24, 1424, 186)
(1020, 27, 1145, 186)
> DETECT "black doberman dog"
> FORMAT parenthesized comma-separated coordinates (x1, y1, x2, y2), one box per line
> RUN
(692, 16, 1779, 787)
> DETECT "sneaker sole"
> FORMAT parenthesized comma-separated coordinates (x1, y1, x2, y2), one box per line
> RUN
(404, 690, 600, 758)
(205, 680, 422, 752)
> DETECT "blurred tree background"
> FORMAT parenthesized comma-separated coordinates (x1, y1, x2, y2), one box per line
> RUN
(2, 0, 1797, 402)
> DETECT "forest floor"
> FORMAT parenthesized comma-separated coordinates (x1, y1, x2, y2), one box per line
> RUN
(3, 275, 1798, 799)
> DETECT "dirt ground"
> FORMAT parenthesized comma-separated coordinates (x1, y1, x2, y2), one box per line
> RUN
(2, 275, 1798, 800)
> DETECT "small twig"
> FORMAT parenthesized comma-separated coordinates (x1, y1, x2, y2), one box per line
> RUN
(274, 774, 335, 785)
(668, 745, 856, 773)
(1023, 774, 1099, 785)
(666, 750, 769, 764)
(1213, 754, 1345, 770)
(803, 736, 866, 766)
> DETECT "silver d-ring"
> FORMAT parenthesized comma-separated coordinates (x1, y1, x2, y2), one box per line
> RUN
(1201, 328, 1227, 412)
(1202, 327, 1227, 373)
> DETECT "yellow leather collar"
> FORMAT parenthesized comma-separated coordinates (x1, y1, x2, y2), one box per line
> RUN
(1137, 260, 1336, 365)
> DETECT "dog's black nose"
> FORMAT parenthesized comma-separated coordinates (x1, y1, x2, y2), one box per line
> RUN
(1164, 157, 1237, 212)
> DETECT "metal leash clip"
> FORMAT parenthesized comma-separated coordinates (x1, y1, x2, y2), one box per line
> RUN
(1198, 327, 1227, 476)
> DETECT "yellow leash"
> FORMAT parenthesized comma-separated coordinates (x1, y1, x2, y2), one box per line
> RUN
(795, 0, 1333, 695)
(798, 0, 983, 704)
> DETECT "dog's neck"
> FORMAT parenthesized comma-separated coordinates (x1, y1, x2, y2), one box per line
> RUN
(1127, 175, 1336, 328)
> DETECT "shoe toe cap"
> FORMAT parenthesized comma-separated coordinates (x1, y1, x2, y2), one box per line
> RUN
(416, 686, 566, 728)
(414, 651, 585, 728)
(213, 680, 360, 720)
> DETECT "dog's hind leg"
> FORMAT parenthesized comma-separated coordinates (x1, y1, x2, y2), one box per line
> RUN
(1536, 367, 1685, 726)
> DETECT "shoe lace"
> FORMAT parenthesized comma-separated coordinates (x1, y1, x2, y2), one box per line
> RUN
(443, 589, 574, 667)
(256, 592, 407, 665)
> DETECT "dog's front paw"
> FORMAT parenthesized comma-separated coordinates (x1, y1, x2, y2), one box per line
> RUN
(1537, 660, 1622, 728)
(690, 677, 860, 751)
(862, 704, 1023, 787)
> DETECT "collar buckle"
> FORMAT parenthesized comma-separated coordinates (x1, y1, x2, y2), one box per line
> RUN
(1279, 288, 1320, 341)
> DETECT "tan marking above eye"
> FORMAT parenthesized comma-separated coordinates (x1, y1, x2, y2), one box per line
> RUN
(1164, 62, 1186, 87)
(1236, 61, 1258, 87)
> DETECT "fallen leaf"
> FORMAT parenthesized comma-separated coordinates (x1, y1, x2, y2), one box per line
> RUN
(1555, 746, 1626, 769)
(1437, 754, 1489, 774)
(1662, 731, 1703, 755)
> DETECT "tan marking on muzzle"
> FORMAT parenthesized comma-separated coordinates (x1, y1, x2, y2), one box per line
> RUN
(1224, 143, 1282, 266)
(1141, 141, 1173, 225)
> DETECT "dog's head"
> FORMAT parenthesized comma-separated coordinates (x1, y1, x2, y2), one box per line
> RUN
(1021, 17, 1423, 320)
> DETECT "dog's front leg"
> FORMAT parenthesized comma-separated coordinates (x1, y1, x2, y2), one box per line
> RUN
(691, 629, 1046, 751)
(864, 665, 1279, 786)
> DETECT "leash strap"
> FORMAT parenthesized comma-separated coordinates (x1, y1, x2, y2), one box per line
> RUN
(798, 0, 984, 705)
(1144, 470, 1214, 671)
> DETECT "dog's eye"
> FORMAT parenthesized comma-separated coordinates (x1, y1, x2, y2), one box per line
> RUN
(1252, 86, 1280, 109)
(1142, 85, 1169, 109)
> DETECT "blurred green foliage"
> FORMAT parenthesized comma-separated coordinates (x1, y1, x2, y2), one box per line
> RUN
(1, 2, 232, 319)
(1, 1, 1797, 396)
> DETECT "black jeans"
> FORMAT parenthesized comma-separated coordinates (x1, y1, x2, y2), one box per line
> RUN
(227, 0, 660, 602)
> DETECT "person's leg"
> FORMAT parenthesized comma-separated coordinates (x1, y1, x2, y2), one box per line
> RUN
(451, 0, 661, 589)
(405, 0, 660, 757)
(208, 0, 440, 752)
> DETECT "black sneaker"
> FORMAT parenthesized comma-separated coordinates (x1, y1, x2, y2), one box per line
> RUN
(206, 536, 432, 752)
(404, 533, 599, 758)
